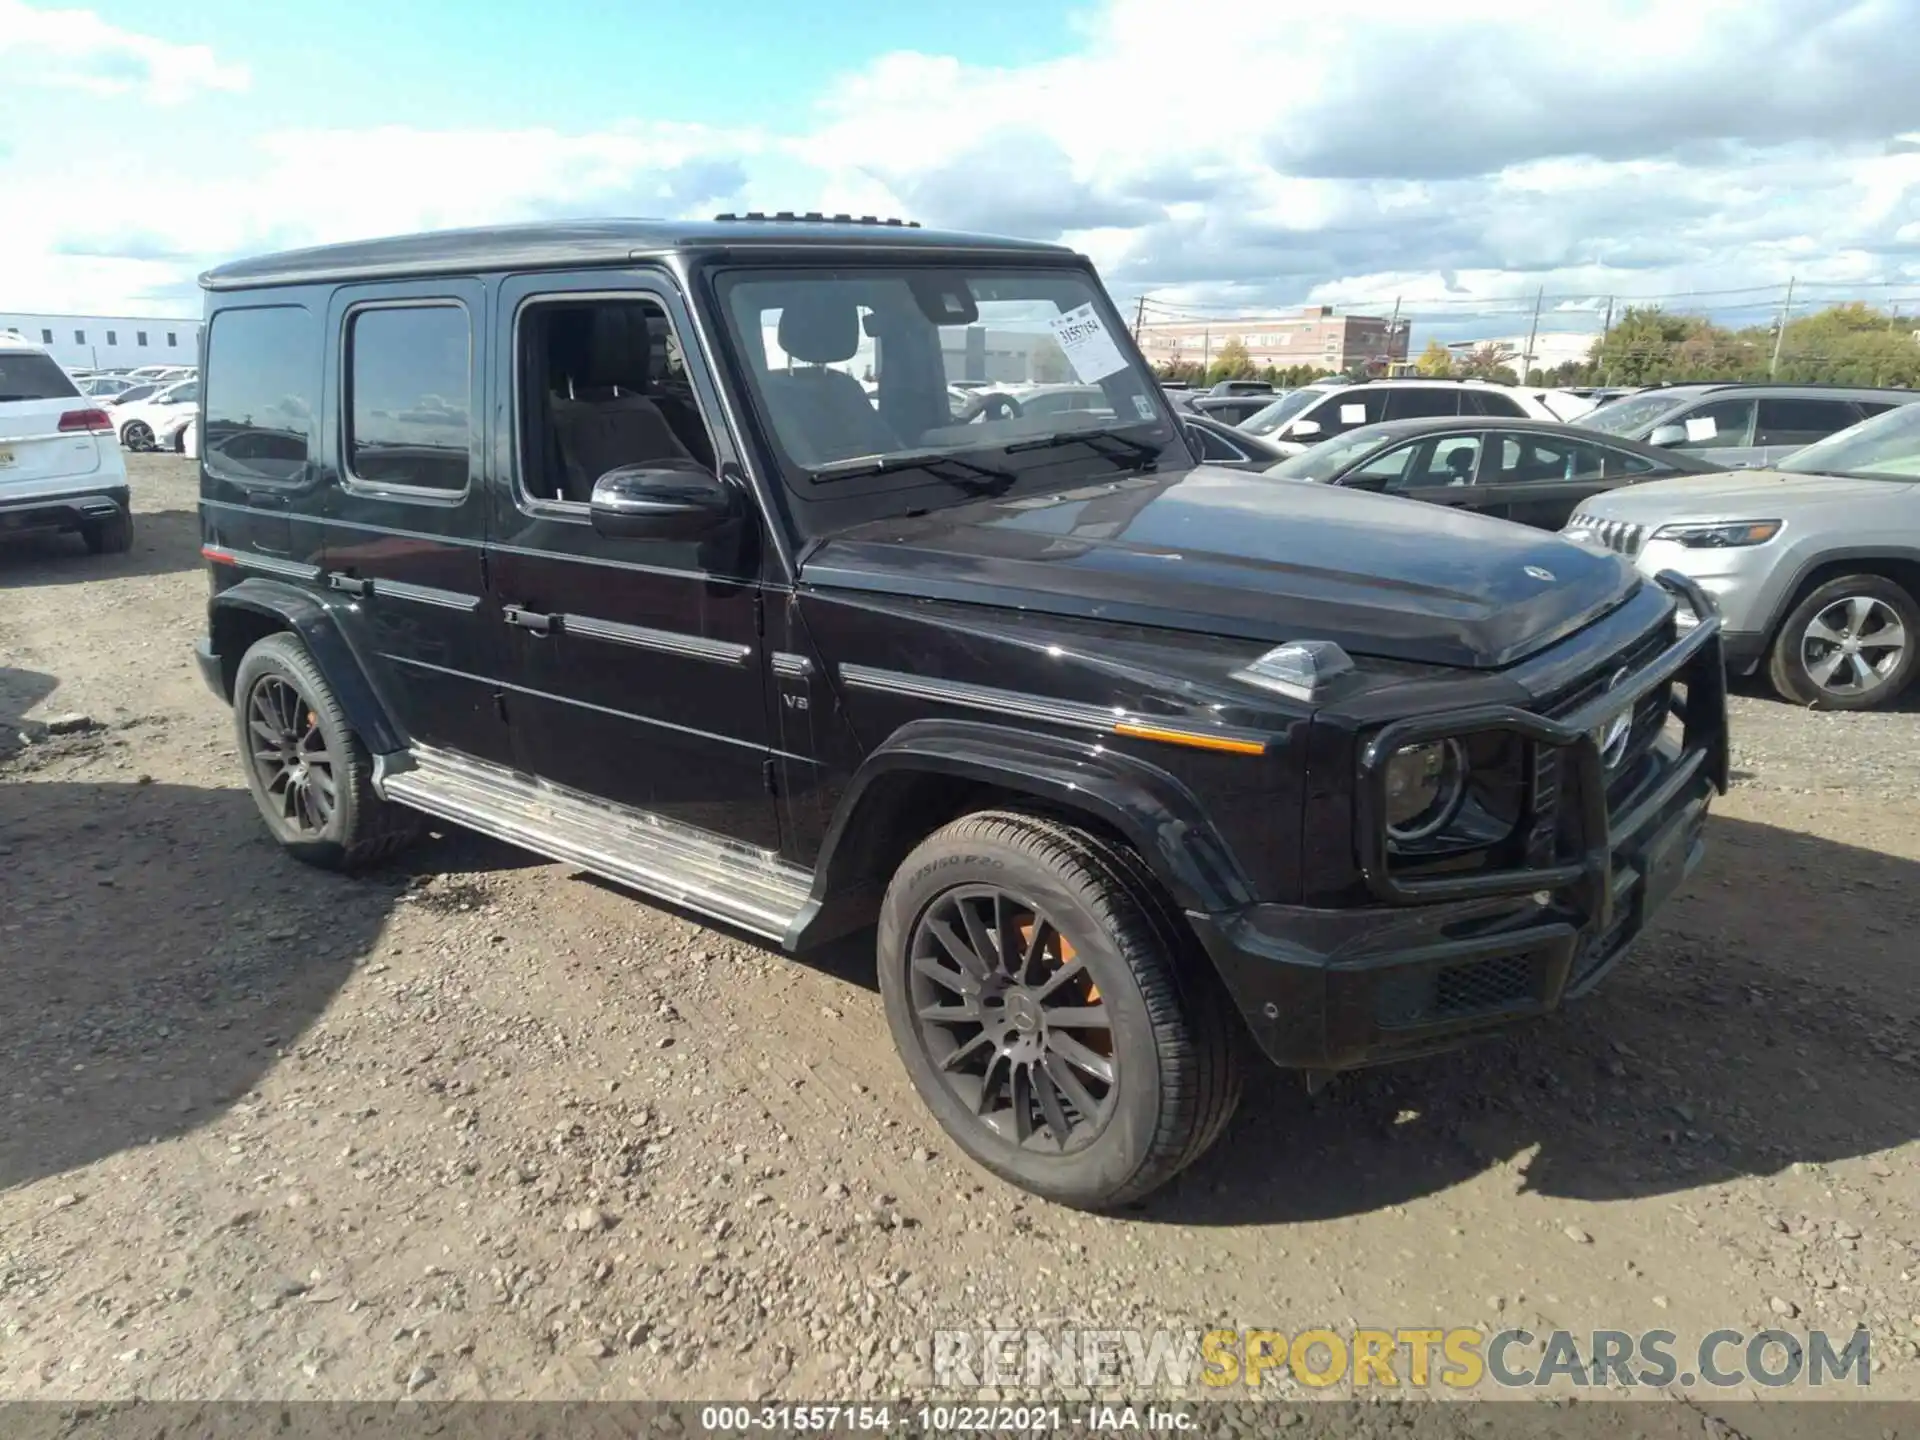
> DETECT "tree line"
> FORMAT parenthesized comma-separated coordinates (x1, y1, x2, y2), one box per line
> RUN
(1152, 302, 1920, 391)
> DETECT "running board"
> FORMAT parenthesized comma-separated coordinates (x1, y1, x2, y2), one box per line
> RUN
(377, 747, 813, 943)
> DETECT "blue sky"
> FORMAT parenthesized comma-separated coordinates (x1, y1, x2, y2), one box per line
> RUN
(4, 0, 1919, 337)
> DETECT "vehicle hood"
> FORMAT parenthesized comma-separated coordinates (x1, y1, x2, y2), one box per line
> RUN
(1572, 468, 1917, 525)
(800, 464, 1642, 669)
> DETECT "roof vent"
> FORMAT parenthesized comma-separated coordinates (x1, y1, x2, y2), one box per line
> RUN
(714, 212, 921, 228)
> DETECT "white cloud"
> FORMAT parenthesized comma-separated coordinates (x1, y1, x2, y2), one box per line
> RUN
(4, 0, 1920, 322)
(0, 0, 249, 104)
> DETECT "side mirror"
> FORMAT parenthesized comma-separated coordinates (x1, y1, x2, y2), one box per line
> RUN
(1648, 424, 1687, 447)
(1289, 419, 1323, 439)
(589, 462, 739, 540)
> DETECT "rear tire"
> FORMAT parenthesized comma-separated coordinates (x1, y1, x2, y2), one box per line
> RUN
(877, 810, 1242, 1210)
(82, 510, 133, 555)
(232, 633, 422, 870)
(1767, 574, 1918, 711)
(121, 420, 154, 452)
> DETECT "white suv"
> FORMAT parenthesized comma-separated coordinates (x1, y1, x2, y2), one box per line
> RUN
(0, 336, 132, 553)
(1240, 379, 1564, 456)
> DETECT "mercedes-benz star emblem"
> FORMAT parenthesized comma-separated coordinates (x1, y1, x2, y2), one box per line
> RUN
(1524, 565, 1556, 582)
(1596, 666, 1635, 770)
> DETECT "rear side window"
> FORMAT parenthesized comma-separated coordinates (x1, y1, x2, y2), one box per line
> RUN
(205, 305, 317, 483)
(345, 304, 471, 492)
(1384, 387, 1459, 420)
(0, 350, 80, 401)
(1755, 397, 1858, 447)
(1461, 390, 1526, 417)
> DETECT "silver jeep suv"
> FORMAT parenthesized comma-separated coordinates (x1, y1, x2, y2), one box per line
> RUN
(1563, 401, 1920, 710)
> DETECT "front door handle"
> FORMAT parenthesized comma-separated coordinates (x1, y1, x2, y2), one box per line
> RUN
(326, 571, 373, 597)
(503, 605, 556, 636)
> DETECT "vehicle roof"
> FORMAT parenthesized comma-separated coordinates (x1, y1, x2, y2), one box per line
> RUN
(201, 216, 1076, 292)
(1314, 414, 1717, 460)
(1619, 381, 1920, 401)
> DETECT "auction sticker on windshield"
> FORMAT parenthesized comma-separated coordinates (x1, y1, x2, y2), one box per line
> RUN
(1049, 303, 1129, 383)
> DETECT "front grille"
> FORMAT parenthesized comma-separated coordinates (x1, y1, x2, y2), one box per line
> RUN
(1569, 512, 1647, 557)
(1375, 951, 1544, 1029)
(1433, 953, 1538, 1017)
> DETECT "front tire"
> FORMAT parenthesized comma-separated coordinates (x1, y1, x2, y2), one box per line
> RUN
(877, 811, 1241, 1210)
(232, 633, 421, 869)
(1767, 574, 1917, 710)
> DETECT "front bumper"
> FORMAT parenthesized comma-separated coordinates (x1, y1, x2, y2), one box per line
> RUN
(1193, 574, 1728, 1071)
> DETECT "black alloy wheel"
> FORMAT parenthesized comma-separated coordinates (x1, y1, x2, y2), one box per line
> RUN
(245, 672, 338, 837)
(907, 886, 1117, 1152)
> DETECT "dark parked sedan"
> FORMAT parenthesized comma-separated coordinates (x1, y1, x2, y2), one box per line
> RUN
(1179, 412, 1294, 469)
(1264, 417, 1721, 529)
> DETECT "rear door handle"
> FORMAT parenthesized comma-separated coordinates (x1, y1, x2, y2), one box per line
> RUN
(503, 605, 556, 635)
(326, 571, 373, 597)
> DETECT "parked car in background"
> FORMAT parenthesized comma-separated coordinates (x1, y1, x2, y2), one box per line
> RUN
(1207, 379, 1274, 397)
(0, 335, 132, 553)
(1564, 400, 1920, 709)
(115, 378, 199, 450)
(78, 374, 139, 401)
(1575, 383, 1916, 470)
(1240, 378, 1563, 454)
(1530, 388, 1599, 422)
(1265, 417, 1720, 529)
(158, 410, 199, 457)
(1177, 412, 1294, 470)
(104, 382, 161, 409)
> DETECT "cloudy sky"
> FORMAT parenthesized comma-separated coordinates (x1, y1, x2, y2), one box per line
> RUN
(4, 0, 1919, 338)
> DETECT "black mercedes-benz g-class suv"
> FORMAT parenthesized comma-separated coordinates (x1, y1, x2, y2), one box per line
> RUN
(192, 215, 1728, 1209)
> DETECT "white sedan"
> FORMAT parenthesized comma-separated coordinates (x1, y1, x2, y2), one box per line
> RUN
(115, 379, 198, 451)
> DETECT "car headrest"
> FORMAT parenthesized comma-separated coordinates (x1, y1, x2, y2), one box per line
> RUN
(778, 293, 860, 365)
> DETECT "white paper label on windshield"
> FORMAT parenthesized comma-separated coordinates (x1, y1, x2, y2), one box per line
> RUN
(1131, 393, 1155, 420)
(1048, 304, 1130, 383)
(1340, 403, 1368, 424)
(1684, 416, 1718, 442)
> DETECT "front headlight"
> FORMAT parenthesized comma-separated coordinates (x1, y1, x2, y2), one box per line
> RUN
(1384, 740, 1468, 844)
(1651, 519, 1781, 548)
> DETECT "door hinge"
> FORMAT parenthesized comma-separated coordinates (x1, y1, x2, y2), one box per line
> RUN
(493, 692, 509, 724)
(752, 590, 766, 637)
(762, 757, 778, 795)
(479, 550, 491, 588)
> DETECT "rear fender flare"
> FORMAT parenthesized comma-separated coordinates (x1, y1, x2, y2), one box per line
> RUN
(209, 577, 404, 756)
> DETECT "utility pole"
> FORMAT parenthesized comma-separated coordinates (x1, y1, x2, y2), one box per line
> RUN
(1598, 295, 1615, 385)
(1520, 285, 1544, 384)
(1769, 276, 1796, 379)
(1388, 295, 1403, 372)
(1132, 295, 1146, 342)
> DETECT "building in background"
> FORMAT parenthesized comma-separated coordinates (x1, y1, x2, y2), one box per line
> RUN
(1447, 331, 1599, 376)
(1137, 306, 1410, 374)
(0, 312, 202, 371)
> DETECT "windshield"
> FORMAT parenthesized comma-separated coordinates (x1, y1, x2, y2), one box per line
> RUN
(717, 265, 1177, 512)
(1778, 401, 1920, 480)
(1577, 390, 1691, 436)
(1239, 389, 1326, 436)
(1266, 426, 1394, 481)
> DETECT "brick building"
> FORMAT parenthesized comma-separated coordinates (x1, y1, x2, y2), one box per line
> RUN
(1137, 306, 1410, 374)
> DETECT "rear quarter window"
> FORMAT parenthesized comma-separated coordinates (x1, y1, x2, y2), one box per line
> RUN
(0, 351, 80, 402)
(204, 306, 318, 483)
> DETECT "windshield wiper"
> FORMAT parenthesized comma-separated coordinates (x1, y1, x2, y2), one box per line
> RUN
(810, 448, 1020, 495)
(1004, 426, 1161, 470)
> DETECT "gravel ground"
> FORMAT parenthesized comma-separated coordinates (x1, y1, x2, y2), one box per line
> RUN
(2, 455, 1917, 1408)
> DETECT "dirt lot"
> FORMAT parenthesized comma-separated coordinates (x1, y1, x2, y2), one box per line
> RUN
(3, 454, 1918, 1406)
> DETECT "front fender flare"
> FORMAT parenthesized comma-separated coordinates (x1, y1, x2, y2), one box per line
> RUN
(209, 577, 405, 756)
(790, 719, 1258, 949)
